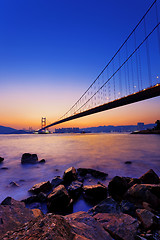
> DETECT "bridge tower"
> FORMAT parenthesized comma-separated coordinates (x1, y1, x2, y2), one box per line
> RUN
(41, 117, 46, 129)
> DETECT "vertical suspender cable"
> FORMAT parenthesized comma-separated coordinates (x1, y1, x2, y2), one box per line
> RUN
(155, 0, 160, 55)
(144, 18, 152, 87)
(134, 31, 140, 91)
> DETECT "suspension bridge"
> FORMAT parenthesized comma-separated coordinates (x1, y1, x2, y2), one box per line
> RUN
(39, 0, 160, 132)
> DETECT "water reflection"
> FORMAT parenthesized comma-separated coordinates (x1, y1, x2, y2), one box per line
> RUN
(0, 133, 159, 203)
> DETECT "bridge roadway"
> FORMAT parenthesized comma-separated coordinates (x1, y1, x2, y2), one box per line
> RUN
(39, 84, 160, 131)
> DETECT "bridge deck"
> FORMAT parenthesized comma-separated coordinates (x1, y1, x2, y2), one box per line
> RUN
(40, 84, 160, 130)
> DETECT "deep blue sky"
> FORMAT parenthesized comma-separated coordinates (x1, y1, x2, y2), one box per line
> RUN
(0, 0, 159, 128)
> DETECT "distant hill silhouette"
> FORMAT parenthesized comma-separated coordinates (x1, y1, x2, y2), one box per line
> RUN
(0, 125, 17, 134)
(0, 125, 31, 134)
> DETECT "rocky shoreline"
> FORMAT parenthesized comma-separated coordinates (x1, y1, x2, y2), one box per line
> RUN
(0, 163, 160, 239)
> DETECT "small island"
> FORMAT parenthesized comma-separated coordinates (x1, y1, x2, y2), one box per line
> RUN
(131, 120, 160, 134)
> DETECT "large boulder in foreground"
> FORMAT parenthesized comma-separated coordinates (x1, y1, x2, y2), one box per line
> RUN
(65, 211, 113, 240)
(47, 184, 72, 213)
(0, 197, 40, 236)
(2, 214, 74, 240)
(29, 181, 52, 194)
(21, 153, 38, 164)
(2, 212, 113, 240)
(94, 212, 139, 240)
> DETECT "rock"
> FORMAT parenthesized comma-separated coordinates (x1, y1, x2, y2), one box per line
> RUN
(77, 168, 108, 180)
(83, 184, 107, 202)
(136, 236, 147, 240)
(68, 180, 83, 198)
(138, 184, 160, 198)
(39, 159, 46, 164)
(37, 192, 47, 202)
(139, 169, 160, 184)
(21, 153, 38, 164)
(94, 212, 139, 240)
(9, 181, 19, 187)
(0, 197, 36, 236)
(31, 208, 43, 218)
(120, 200, 137, 217)
(0, 167, 8, 170)
(88, 197, 121, 216)
(0, 157, 4, 163)
(29, 181, 52, 194)
(47, 184, 72, 213)
(136, 209, 155, 229)
(63, 167, 77, 183)
(124, 184, 160, 210)
(22, 195, 39, 204)
(125, 161, 132, 164)
(108, 176, 129, 200)
(2, 214, 75, 240)
(128, 178, 141, 187)
(51, 176, 63, 188)
(65, 211, 113, 240)
(142, 202, 155, 213)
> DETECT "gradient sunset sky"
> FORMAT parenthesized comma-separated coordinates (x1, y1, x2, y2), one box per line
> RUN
(0, 0, 160, 130)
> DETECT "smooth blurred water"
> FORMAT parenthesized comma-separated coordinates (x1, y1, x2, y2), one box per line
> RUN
(0, 133, 159, 203)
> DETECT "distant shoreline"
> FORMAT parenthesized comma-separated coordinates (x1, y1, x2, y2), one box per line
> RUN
(131, 129, 160, 134)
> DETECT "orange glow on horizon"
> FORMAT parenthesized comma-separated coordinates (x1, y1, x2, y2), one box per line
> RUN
(2, 96, 159, 130)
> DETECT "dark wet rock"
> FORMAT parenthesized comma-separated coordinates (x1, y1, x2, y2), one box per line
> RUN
(120, 200, 137, 217)
(19, 179, 25, 182)
(68, 180, 83, 198)
(47, 184, 72, 213)
(37, 192, 47, 202)
(39, 159, 46, 164)
(77, 168, 108, 180)
(108, 176, 129, 201)
(0, 167, 8, 170)
(63, 167, 77, 183)
(142, 202, 156, 213)
(0, 157, 4, 163)
(0, 197, 36, 236)
(29, 181, 52, 194)
(22, 195, 39, 204)
(9, 181, 19, 187)
(124, 184, 160, 210)
(21, 153, 38, 164)
(139, 169, 160, 184)
(88, 197, 121, 216)
(128, 178, 141, 188)
(65, 211, 113, 240)
(51, 176, 63, 188)
(138, 184, 160, 199)
(2, 214, 75, 240)
(136, 209, 155, 229)
(1, 196, 13, 205)
(94, 212, 139, 240)
(125, 161, 132, 164)
(83, 184, 107, 202)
